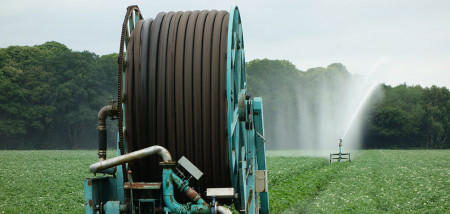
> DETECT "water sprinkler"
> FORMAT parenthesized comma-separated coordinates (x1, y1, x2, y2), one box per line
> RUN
(330, 139, 351, 163)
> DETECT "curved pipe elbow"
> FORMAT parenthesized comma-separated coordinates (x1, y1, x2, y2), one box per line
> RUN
(90, 145, 172, 173)
(98, 104, 115, 128)
(162, 169, 210, 213)
(163, 195, 210, 213)
(153, 145, 172, 162)
(98, 105, 110, 121)
(98, 103, 118, 123)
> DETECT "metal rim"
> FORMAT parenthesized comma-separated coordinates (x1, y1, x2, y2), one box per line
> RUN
(117, 6, 143, 201)
(226, 5, 246, 209)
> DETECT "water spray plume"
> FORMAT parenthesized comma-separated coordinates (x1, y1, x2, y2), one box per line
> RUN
(265, 58, 388, 155)
(363, 57, 390, 87)
(341, 57, 388, 143)
(341, 83, 379, 140)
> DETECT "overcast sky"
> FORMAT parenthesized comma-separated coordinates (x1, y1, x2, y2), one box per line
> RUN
(1, 0, 449, 87)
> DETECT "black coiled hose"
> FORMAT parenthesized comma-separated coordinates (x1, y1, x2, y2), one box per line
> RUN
(123, 10, 231, 196)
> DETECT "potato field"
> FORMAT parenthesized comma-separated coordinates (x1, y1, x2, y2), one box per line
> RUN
(0, 150, 448, 213)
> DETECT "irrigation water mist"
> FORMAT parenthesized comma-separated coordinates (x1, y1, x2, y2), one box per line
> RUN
(268, 60, 386, 156)
(341, 83, 379, 141)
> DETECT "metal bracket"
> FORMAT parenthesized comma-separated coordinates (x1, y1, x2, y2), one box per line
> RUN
(255, 170, 267, 193)
(178, 156, 203, 180)
(206, 188, 235, 199)
(256, 132, 266, 143)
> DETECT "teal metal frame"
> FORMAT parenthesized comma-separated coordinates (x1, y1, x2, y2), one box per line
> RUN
(254, 98, 269, 213)
(84, 177, 119, 213)
(227, 6, 269, 213)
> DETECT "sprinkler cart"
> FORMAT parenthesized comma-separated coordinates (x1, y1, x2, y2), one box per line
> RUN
(330, 139, 351, 163)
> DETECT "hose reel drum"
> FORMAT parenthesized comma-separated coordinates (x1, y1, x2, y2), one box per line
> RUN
(84, 5, 269, 214)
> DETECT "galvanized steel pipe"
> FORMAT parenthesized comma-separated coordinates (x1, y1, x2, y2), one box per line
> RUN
(90, 145, 172, 173)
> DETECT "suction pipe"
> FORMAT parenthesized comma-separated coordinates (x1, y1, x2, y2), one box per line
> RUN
(97, 102, 118, 161)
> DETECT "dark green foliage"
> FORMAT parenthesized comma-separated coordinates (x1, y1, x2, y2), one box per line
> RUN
(0, 42, 118, 149)
(364, 84, 450, 149)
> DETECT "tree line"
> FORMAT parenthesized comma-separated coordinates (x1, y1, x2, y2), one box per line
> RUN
(0, 42, 117, 149)
(364, 84, 449, 149)
(0, 43, 448, 149)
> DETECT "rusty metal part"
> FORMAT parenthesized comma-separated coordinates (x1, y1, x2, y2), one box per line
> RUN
(90, 145, 172, 173)
(185, 187, 201, 202)
(123, 182, 161, 190)
(117, 6, 143, 201)
(98, 102, 119, 126)
(246, 189, 253, 213)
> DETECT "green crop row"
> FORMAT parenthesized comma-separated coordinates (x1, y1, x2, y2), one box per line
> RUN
(267, 155, 349, 213)
(303, 150, 450, 214)
(0, 150, 448, 213)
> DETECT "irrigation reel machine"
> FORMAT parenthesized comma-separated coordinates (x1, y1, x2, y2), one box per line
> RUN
(84, 5, 269, 214)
